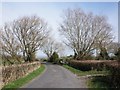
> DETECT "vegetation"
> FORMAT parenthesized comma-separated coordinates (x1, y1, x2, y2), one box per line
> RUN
(64, 60, 120, 88)
(40, 58, 48, 62)
(49, 52, 59, 63)
(2, 55, 24, 66)
(0, 7, 119, 89)
(68, 60, 110, 71)
(115, 47, 120, 61)
(97, 47, 110, 60)
(63, 64, 111, 89)
(1, 15, 50, 64)
(41, 37, 64, 59)
(63, 64, 118, 89)
(0, 8, 119, 64)
(59, 8, 113, 60)
(87, 76, 112, 90)
(2, 65, 45, 90)
(63, 65, 109, 76)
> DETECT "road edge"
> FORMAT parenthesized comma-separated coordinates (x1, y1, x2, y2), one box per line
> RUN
(20, 64, 47, 88)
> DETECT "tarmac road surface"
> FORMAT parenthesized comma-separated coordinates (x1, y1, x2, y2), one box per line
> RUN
(22, 63, 87, 88)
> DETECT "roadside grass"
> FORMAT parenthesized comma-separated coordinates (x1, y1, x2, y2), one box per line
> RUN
(63, 65, 111, 89)
(63, 65, 109, 76)
(87, 76, 112, 90)
(2, 64, 45, 90)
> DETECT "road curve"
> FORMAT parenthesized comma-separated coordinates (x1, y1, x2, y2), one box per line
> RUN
(22, 63, 87, 88)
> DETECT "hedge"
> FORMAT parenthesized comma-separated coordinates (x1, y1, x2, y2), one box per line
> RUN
(68, 60, 120, 88)
(2, 61, 41, 87)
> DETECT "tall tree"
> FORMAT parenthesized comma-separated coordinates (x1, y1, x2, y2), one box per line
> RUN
(1, 24, 21, 64)
(59, 8, 113, 60)
(1, 16, 50, 62)
(13, 16, 50, 62)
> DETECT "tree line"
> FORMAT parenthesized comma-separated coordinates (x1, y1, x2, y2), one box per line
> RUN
(0, 8, 120, 65)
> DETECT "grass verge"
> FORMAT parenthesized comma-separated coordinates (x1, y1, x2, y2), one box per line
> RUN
(63, 65, 109, 76)
(2, 64, 45, 90)
(63, 65, 111, 89)
(87, 76, 112, 90)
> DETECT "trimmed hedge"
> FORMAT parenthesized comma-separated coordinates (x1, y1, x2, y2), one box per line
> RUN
(69, 60, 115, 71)
(69, 60, 120, 88)
(2, 61, 41, 87)
(105, 61, 120, 88)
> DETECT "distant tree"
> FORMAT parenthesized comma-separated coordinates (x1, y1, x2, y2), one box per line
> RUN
(59, 8, 113, 60)
(115, 47, 120, 61)
(99, 47, 110, 60)
(104, 42, 120, 60)
(108, 42, 120, 55)
(49, 52, 59, 63)
(41, 37, 64, 59)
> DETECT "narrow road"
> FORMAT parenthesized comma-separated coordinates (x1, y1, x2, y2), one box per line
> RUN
(22, 63, 87, 88)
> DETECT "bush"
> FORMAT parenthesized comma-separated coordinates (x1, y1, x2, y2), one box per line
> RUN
(60, 56, 73, 65)
(40, 58, 48, 62)
(69, 60, 108, 71)
(115, 47, 120, 61)
(84, 55, 95, 60)
(109, 56, 117, 60)
(69, 60, 120, 88)
(50, 52, 59, 64)
(105, 61, 120, 88)
(97, 47, 110, 60)
(2, 62, 41, 85)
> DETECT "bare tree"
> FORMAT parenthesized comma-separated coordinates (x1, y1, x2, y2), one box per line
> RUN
(59, 8, 113, 60)
(108, 42, 120, 55)
(12, 16, 50, 62)
(1, 16, 50, 62)
(0, 30, 3, 65)
(41, 36, 64, 59)
(0, 30, 2, 56)
(93, 16, 114, 56)
(1, 24, 21, 64)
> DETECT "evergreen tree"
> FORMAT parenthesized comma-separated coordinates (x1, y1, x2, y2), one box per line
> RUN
(115, 47, 120, 61)
(50, 52, 59, 63)
(99, 47, 110, 60)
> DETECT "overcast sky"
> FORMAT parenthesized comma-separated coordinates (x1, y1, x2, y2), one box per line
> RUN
(1, 2, 118, 58)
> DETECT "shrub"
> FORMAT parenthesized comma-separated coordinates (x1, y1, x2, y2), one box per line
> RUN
(109, 56, 117, 60)
(115, 47, 120, 61)
(69, 60, 108, 71)
(69, 60, 120, 88)
(84, 55, 95, 60)
(97, 47, 110, 60)
(50, 52, 59, 63)
(105, 61, 120, 88)
(2, 61, 41, 86)
(40, 58, 48, 62)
